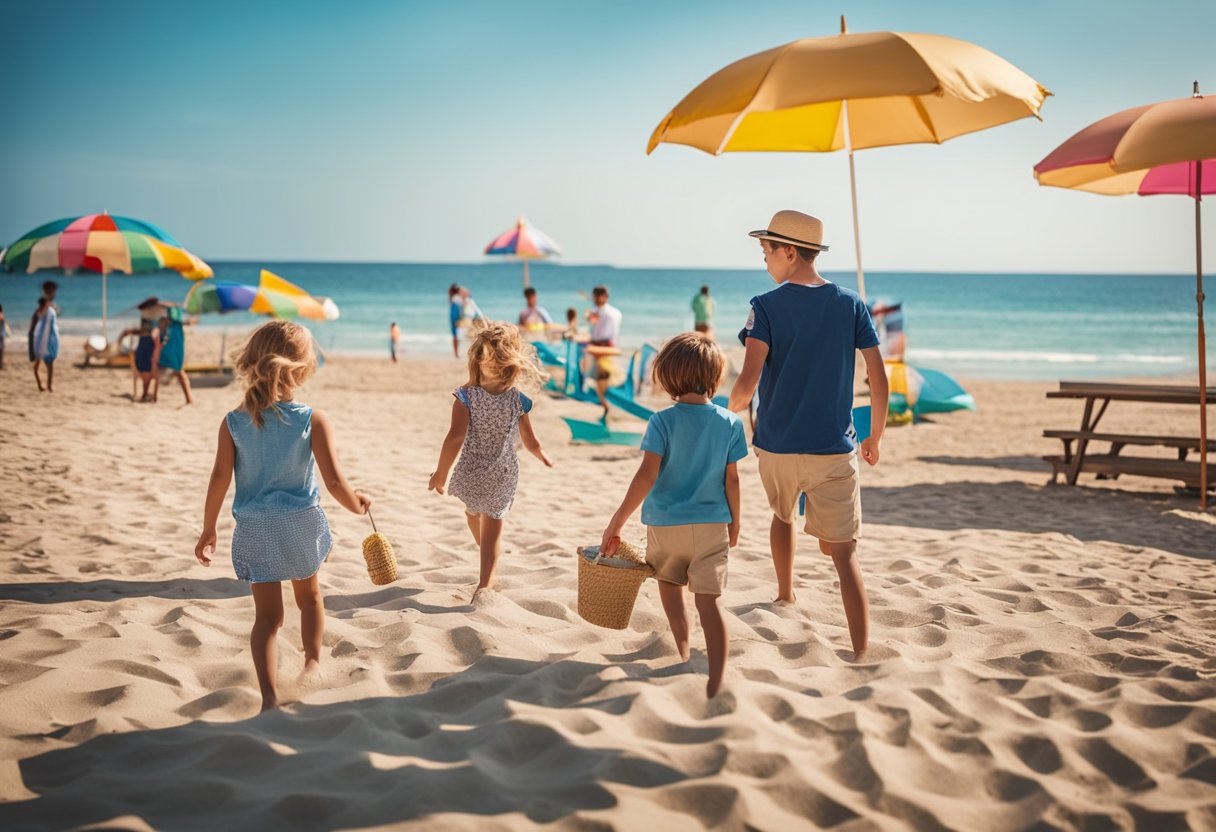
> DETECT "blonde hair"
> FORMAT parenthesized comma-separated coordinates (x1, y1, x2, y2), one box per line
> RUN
(652, 331, 726, 399)
(233, 321, 317, 427)
(466, 322, 548, 395)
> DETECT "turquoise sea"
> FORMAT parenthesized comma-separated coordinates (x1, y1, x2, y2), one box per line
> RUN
(2, 263, 1212, 381)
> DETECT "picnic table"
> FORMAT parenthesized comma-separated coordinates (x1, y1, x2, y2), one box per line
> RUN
(1043, 381, 1215, 491)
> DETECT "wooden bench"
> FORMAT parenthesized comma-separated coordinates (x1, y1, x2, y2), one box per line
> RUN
(1043, 430, 1215, 462)
(1044, 453, 1216, 488)
(1043, 381, 1215, 494)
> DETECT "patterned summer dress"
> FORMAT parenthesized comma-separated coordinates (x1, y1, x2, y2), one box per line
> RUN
(226, 402, 333, 583)
(448, 386, 534, 519)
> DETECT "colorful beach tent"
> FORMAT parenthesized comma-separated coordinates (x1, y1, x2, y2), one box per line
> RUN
(647, 17, 1050, 301)
(544, 338, 650, 445)
(887, 361, 976, 419)
(2, 212, 212, 339)
(185, 270, 339, 321)
(484, 216, 561, 289)
(1034, 85, 1214, 507)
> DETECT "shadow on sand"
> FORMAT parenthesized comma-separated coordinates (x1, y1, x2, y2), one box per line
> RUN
(917, 454, 1051, 473)
(5, 657, 689, 831)
(865, 480, 1214, 560)
(0, 577, 249, 604)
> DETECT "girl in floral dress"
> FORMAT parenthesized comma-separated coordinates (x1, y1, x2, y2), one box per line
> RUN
(429, 323, 552, 591)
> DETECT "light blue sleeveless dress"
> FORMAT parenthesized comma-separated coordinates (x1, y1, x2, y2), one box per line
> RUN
(226, 402, 332, 583)
(158, 307, 185, 372)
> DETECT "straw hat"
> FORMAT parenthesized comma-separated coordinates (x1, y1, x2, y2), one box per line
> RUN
(749, 210, 829, 251)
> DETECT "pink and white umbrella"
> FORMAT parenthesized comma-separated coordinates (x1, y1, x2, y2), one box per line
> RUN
(484, 216, 561, 288)
(1034, 85, 1216, 506)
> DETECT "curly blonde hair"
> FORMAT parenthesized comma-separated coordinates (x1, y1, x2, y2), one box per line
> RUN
(466, 322, 548, 395)
(233, 321, 317, 427)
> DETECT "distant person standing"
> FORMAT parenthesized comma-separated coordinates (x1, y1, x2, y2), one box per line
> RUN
(518, 287, 554, 337)
(448, 284, 464, 358)
(389, 322, 401, 363)
(29, 280, 58, 367)
(586, 285, 624, 421)
(32, 296, 59, 393)
(563, 307, 581, 341)
(692, 285, 714, 335)
(133, 298, 162, 402)
(157, 305, 193, 405)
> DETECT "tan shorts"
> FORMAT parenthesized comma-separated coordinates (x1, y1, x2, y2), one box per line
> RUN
(646, 523, 729, 595)
(757, 449, 861, 542)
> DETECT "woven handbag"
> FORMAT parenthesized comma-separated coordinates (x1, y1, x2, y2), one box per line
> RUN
(576, 539, 654, 629)
(361, 510, 399, 586)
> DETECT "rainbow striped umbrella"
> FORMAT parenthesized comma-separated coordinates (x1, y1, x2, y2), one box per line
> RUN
(484, 216, 561, 288)
(2, 212, 212, 339)
(185, 270, 339, 321)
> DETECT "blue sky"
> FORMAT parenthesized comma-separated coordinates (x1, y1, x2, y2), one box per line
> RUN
(1, 0, 1213, 272)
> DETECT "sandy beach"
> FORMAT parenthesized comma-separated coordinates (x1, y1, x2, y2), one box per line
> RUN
(2, 339, 1215, 831)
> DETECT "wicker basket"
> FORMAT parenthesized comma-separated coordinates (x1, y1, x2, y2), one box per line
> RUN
(361, 510, 398, 585)
(576, 539, 654, 629)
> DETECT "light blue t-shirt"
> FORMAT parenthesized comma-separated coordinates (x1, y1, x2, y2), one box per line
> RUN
(738, 281, 879, 455)
(640, 402, 748, 526)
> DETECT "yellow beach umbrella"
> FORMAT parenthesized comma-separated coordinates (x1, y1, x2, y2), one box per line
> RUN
(647, 18, 1050, 300)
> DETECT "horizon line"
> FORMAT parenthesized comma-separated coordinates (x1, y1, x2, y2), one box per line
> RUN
(166, 259, 1206, 278)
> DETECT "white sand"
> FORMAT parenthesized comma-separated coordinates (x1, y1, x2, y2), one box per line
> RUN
(1, 341, 1215, 830)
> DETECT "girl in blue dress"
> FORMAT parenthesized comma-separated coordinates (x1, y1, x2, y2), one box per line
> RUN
(195, 320, 371, 712)
(156, 305, 192, 404)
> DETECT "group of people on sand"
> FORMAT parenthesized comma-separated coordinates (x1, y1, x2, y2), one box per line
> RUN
(115, 297, 193, 405)
(1, 283, 193, 403)
(194, 209, 889, 708)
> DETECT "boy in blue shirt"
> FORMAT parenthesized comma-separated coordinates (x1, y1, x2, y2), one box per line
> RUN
(728, 210, 889, 660)
(601, 332, 748, 697)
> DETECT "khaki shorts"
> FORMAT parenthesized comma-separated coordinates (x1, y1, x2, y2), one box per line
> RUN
(646, 523, 729, 595)
(757, 449, 861, 543)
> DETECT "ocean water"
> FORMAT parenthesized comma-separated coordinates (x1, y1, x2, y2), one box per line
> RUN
(1, 262, 1211, 381)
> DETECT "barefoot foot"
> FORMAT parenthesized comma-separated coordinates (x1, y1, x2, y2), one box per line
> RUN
(298, 658, 325, 688)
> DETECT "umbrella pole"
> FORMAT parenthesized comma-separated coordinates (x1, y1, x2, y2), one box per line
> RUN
(101, 271, 108, 343)
(842, 99, 866, 302)
(1196, 161, 1208, 509)
(523, 259, 531, 290)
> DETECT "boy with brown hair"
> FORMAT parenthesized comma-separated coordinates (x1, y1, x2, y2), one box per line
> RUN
(601, 332, 747, 696)
(728, 210, 889, 660)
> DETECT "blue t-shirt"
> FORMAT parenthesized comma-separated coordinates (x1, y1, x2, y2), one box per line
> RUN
(738, 281, 879, 455)
(640, 403, 748, 526)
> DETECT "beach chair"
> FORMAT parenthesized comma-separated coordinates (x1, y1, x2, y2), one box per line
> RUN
(82, 334, 134, 368)
(558, 339, 650, 446)
(562, 417, 644, 447)
(532, 340, 565, 369)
